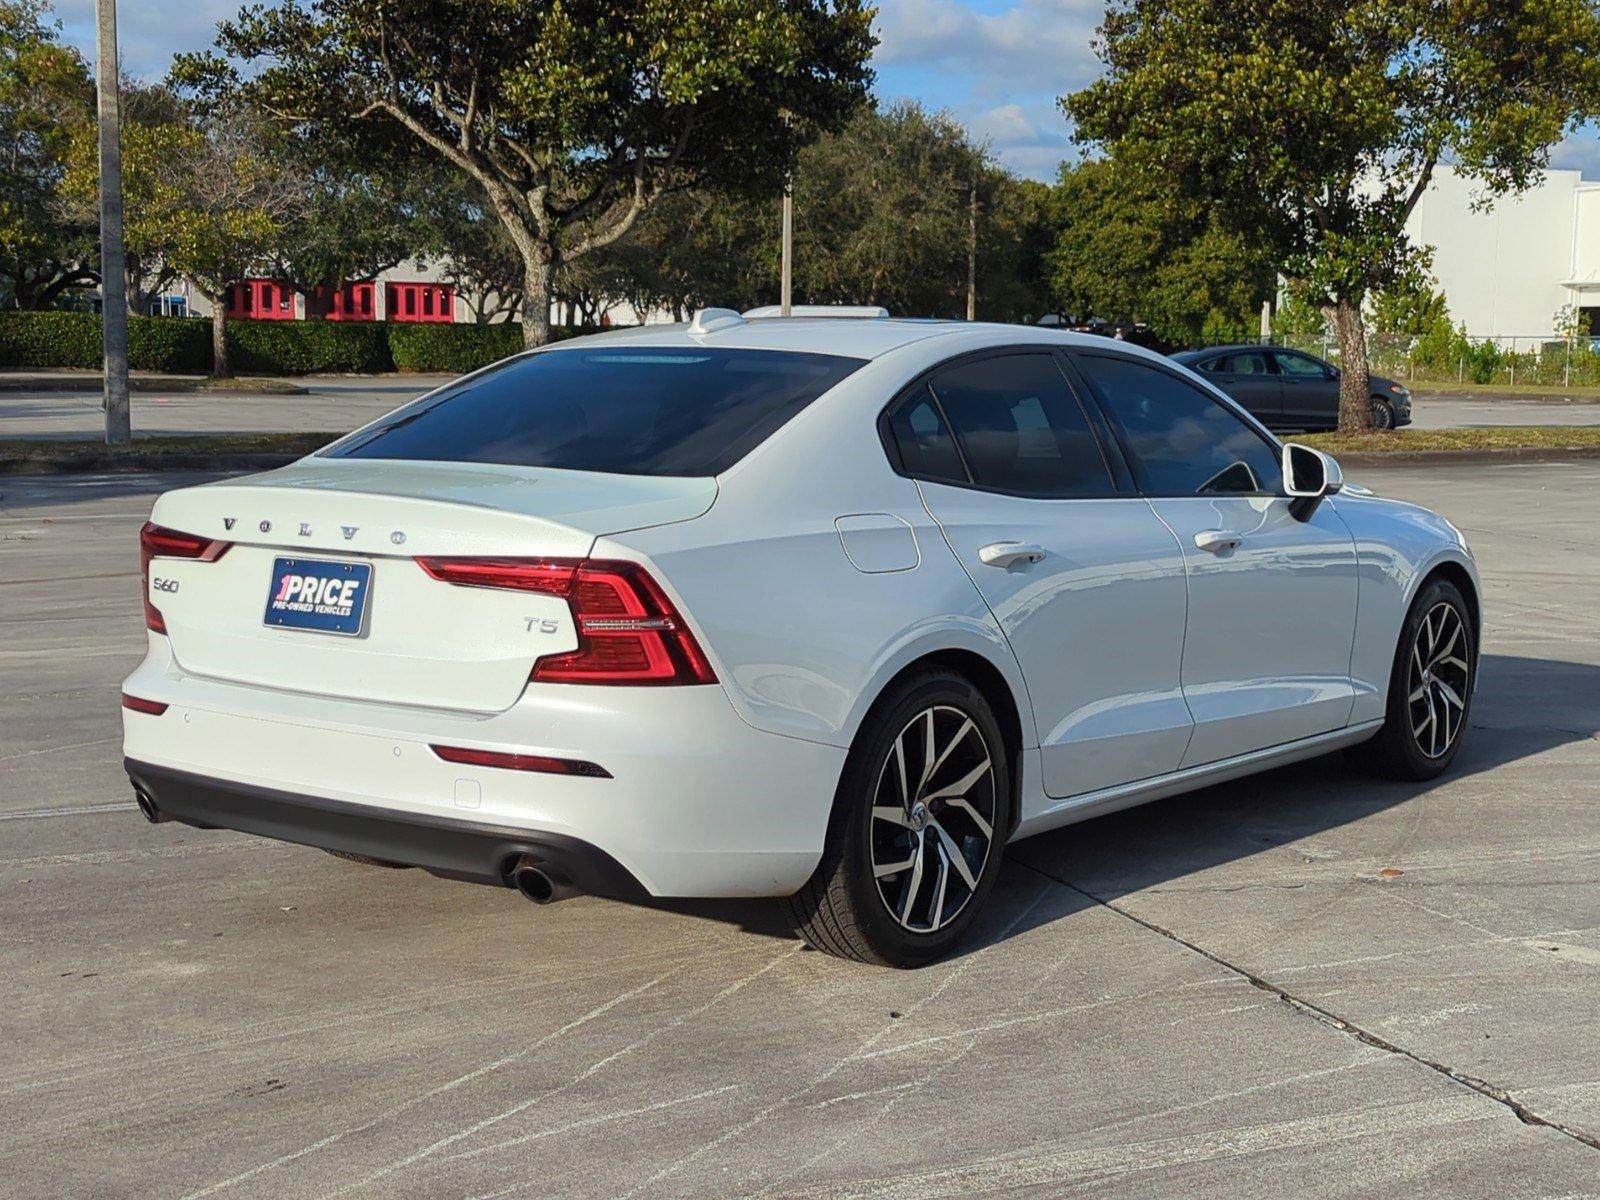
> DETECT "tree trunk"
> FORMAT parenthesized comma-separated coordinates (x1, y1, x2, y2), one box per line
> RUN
(521, 251, 554, 348)
(210, 301, 231, 378)
(1325, 299, 1373, 432)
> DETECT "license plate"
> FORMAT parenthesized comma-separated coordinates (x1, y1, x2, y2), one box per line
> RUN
(263, 557, 372, 637)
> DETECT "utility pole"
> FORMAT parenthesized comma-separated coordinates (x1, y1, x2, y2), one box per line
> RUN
(779, 173, 793, 317)
(95, 0, 129, 444)
(966, 178, 978, 321)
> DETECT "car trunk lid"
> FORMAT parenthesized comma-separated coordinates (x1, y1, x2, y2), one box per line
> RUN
(145, 458, 716, 713)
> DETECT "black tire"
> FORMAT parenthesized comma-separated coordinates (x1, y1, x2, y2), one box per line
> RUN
(1370, 397, 1396, 430)
(785, 669, 1013, 967)
(1349, 576, 1475, 780)
(322, 848, 410, 869)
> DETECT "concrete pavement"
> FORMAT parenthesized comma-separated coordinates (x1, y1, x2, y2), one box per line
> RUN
(1, 461, 1597, 1197)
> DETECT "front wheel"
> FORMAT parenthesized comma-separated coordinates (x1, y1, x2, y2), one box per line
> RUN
(1350, 577, 1475, 780)
(785, 670, 1013, 967)
(1370, 397, 1397, 430)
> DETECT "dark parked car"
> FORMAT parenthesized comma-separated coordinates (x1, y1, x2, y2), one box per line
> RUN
(1172, 345, 1412, 432)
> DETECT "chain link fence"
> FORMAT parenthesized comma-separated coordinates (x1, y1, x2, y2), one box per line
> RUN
(1271, 332, 1600, 388)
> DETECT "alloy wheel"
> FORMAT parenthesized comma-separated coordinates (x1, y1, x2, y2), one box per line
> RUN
(1407, 602, 1471, 759)
(869, 705, 997, 933)
(1371, 399, 1395, 430)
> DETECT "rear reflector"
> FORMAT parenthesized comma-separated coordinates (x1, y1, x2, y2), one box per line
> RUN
(140, 521, 231, 633)
(121, 692, 169, 716)
(416, 556, 716, 686)
(430, 744, 612, 778)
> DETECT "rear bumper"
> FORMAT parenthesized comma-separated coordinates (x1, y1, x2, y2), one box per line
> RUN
(126, 759, 644, 897)
(121, 637, 845, 897)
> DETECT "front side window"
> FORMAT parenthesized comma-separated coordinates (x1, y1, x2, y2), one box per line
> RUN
(1272, 351, 1328, 378)
(921, 353, 1115, 498)
(329, 346, 865, 477)
(1074, 353, 1282, 496)
(1212, 351, 1271, 376)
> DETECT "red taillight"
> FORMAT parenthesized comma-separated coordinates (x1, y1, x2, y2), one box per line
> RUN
(415, 556, 716, 686)
(121, 692, 169, 716)
(140, 521, 230, 633)
(430, 744, 611, 777)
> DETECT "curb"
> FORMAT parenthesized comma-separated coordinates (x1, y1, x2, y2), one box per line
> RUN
(0, 377, 309, 396)
(0, 452, 300, 475)
(1410, 389, 1600, 405)
(1332, 446, 1600, 466)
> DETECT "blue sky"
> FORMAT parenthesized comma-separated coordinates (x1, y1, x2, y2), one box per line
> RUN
(51, 0, 1600, 183)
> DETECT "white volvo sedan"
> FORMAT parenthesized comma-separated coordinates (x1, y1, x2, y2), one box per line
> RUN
(124, 310, 1479, 967)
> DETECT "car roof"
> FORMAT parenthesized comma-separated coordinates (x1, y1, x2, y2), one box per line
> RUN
(550, 317, 1152, 362)
(1173, 344, 1293, 360)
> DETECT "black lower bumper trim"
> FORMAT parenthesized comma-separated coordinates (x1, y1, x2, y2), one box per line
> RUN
(125, 759, 647, 900)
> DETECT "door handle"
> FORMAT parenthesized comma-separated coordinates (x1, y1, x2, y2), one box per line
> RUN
(1194, 530, 1243, 553)
(979, 541, 1046, 568)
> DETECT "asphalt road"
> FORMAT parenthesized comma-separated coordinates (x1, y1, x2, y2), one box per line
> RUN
(2, 462, 1598, 1198)
(4, 376, 1600, 440)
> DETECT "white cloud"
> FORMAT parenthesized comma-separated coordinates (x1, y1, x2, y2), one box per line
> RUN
(873, 0, 1100, 179)
(874, 0, 1104, 94)
(1550, 127, 1600, 181)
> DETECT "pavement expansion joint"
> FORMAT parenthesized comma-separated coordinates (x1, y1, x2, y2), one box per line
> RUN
(1011, 858, 1600, 1155)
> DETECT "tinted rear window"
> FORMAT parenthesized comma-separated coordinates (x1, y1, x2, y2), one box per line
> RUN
(327, 346, 866, 476)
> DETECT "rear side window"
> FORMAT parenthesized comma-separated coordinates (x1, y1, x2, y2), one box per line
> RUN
(887, 388, 967, 485)
(1075, 353, 1283, 496)
(328, 346, 865, 476)
(923, 353, 1115, 498)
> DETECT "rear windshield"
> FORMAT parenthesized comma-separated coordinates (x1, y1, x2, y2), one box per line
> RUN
(326, 346, 866, 476)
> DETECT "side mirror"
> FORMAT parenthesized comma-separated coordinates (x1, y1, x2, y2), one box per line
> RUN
(1282, 443, 1343, 521)
(1326, 365, 1341, 380)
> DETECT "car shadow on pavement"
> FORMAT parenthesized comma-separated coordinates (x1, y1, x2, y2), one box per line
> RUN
(659, 652, 1600, 958)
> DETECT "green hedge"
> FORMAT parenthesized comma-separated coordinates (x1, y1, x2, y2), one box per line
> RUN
(0, 311, 210, 372)
(0, 311, 607, 376)
(388, 321, 525, 373)
(229, 319, 393, 374)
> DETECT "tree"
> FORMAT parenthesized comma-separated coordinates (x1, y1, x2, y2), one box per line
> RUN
(597, 185, 776, 319)
(0, 1, 95, 309)
(150, 116, 296, 376)
(978, 174, 1053, 324)
(176, 0, 874, 347)
(61, 84, 191, 314)
(1048, 157, 1275, 346)
(263, 129, 430, 318)
(791, 102, 978, 315)
(415, 175, 527, 324)
(1065, 0, 1600, 430)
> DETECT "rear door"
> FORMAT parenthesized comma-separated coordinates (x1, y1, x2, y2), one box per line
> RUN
(1070, 351, 1359, 767)
(1196, 351, 1284, 427)
(1270, 349, 1340, 430)
(890, 350, 1193, 801)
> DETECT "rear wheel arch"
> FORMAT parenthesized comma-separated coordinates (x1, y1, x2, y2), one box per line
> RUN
(857, 648, 1025, 836)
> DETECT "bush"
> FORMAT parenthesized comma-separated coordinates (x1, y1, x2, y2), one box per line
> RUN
(386, 322, 607, 373)
(0, 311, 209, 371)
(227, 319, 393, 374)
(0, 310, 613, 376)
(387, 322, 524, 373)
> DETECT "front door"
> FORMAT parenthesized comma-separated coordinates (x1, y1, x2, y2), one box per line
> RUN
(1071, 350, 1360, 766)
(1270, 349, 1341, 430)
(885, 351, 1193, 801)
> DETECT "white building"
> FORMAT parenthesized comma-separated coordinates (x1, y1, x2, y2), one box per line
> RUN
(1405, 165, 1600, 338)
